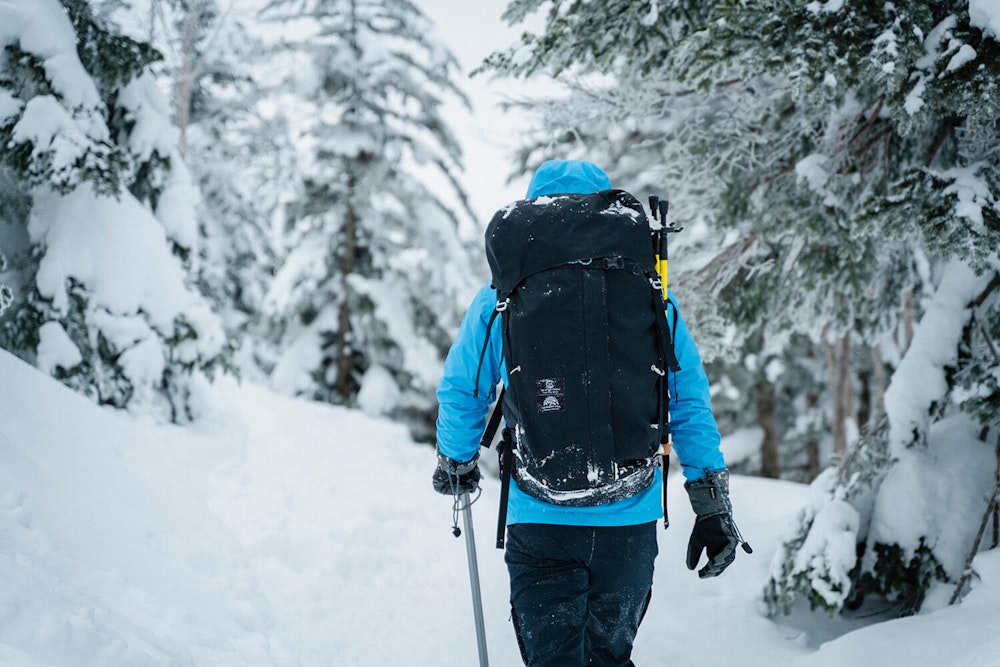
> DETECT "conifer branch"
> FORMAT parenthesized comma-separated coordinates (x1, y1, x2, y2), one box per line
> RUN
(949, 432, 1000, 605)
(924, 116, 960, 168)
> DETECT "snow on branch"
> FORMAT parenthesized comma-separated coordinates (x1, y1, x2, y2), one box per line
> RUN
(884, 261, 992, 454)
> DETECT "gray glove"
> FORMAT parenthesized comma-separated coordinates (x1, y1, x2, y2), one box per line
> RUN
(432, 452, 481, 496)
(684, 470, 751, 578)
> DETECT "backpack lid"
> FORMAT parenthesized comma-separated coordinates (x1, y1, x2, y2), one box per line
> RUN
(485, 189, 655, 294)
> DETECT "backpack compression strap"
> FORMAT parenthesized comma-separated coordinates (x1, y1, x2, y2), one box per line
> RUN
(479, 387, 505, 449)
(472, 296, 509, 399)
(476, 386, 513, 549)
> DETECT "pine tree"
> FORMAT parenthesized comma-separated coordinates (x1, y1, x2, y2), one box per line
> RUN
(135, 0, 291, 378)
(487, 0, 1000, 614)
(258, 0, 478, 437)
(0, 0, 226, 421)
(690, 0, 1000, 617)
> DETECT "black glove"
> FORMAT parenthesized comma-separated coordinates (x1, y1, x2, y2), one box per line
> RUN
(432, 452, 481, 496)
(684, 469, 748, 578)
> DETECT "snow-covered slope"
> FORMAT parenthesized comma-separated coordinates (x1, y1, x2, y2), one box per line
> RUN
(1, 348, 997, 666)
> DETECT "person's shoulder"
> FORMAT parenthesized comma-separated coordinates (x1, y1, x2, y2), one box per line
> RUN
(472, 282, 496, 304)
(469, 283, 498, 319)
(665, 288, 680, 310)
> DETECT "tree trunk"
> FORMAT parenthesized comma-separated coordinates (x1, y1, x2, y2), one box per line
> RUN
(175, 10, 196, 158)
(335, 176, 359, 401)
(805, 390, 821, 481)
(902, 288, 914, 353)
(869, 343, 886, 427)
(758, 378, 780, 478)
(825, 329, 856, 459)
(840, 333, 856, 443)
(857, 367, 871, 434)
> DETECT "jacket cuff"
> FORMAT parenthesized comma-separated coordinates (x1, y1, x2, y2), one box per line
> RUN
(437, 451, 479, 475)
(684, 469, 732, 517)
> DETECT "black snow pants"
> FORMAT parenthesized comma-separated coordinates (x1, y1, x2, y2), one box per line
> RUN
(504, 521, 658, 667)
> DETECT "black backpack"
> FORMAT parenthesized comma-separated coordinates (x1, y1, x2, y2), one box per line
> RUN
(477, 189, 679, 544)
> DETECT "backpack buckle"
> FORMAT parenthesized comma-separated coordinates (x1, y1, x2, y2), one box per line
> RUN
(604, 256, 624, 270)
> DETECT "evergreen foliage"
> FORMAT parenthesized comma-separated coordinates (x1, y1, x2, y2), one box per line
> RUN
(764, 422, 893, 616)
(486, 0, 999, 337)
(140, 0, 291, 376)
(0, 0, 227, 421)
(257, 0, 478, 437)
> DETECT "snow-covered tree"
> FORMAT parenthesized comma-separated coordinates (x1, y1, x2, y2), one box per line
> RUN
(487, 0, 1000, 614)
(0, 0, 226, 421)
(256, 0, 479, 437)
(189, 90, 294, 379)
(766, 263, 999, 617)
(130, 0, 292, 378)
(692, 0, 1000, 618)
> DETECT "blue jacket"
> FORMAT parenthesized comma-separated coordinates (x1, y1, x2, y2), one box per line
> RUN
(436, 160, 725, 527)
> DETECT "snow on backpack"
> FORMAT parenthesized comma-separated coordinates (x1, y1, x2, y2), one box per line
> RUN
(476, 189, 680, 545)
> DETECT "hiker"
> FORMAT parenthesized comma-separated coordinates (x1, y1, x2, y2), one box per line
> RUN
(433, 160, 741, 666)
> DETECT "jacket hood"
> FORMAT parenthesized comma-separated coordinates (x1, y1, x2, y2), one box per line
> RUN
(525, 160, 611, 198)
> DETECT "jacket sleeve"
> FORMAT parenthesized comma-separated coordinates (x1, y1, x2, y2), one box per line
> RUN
(665, 291, 727, 482)
(435, 284, 504, 464)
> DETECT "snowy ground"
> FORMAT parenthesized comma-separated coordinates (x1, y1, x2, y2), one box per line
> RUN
(1, 348, 998, 666)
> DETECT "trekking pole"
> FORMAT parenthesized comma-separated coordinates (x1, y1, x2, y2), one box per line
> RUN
(460, 491, 490, 666)
(650, 196, 682, 300)
(650, 196, 683, 529)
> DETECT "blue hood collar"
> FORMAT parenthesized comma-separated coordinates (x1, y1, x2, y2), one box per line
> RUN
(525, 160, 611, 198)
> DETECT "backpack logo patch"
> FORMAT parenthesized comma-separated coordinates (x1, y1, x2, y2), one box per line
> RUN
(536, 378, 565, 412)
